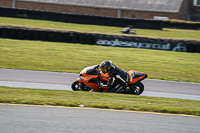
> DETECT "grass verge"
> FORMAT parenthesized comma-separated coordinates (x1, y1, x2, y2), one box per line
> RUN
(0, 38, 200, 83)
(0, 86, 200, 116)
(0, 16, 200, 40)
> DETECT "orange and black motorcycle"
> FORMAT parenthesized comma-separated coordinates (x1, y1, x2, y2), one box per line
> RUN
(71, 65, 148, 95)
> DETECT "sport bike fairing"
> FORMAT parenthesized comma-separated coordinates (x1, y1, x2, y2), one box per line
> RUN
(77, 65, 147, 92)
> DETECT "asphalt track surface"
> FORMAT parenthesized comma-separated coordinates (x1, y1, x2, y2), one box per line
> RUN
(0, 68, 200, 133)
(0, 68, 200, 100)
(1, 104, 200, 133)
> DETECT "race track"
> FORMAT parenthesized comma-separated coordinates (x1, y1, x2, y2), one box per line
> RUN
(0, 68, 200, 133)
(0, 68, 200, 100)
(1, 104, 200, 133)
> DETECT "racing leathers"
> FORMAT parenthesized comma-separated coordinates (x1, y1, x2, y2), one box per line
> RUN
(100, 65, 130, 93)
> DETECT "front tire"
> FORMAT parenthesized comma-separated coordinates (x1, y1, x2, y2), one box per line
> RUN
(129, 81, 144, 95)
(71, 80, 82, 91)
(71, 80, 91, 91)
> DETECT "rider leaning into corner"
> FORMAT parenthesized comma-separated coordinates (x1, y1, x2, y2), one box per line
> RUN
(99, 60, 130, 93)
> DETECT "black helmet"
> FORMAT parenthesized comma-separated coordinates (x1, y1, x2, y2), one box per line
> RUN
(100, 60, 113, 74)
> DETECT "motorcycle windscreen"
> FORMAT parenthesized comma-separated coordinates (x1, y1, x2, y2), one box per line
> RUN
(81, 65, 99, 75)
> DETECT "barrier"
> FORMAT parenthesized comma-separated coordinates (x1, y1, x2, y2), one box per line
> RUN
(163, 21, 200, 30)
(1, 7, 200, 30)
(0, 26, 200, 52)
(0, 6, 163, 30)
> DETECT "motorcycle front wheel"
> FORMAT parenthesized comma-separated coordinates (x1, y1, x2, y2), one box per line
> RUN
(71, 80, 91, 91)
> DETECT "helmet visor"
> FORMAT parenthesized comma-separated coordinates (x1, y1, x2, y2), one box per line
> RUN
(101, 67, 107, 73)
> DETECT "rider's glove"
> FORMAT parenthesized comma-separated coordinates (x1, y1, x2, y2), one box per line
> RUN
(99, 82, 104, 87)
(99, 82, 110, 88)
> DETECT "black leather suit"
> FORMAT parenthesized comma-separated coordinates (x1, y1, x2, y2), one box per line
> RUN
(101, 65, 130, 93)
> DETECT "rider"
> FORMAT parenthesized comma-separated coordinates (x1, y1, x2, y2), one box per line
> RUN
(99, 60, 130, 93)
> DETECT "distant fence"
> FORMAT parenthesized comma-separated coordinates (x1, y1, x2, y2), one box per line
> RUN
(0, 27, 200, 53)
(163, 21, 200, 30)
(1, 7, 200, 30)
(0, 6, 162, 30)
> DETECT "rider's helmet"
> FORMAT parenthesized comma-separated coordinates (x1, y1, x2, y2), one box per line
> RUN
(100, 60, 113, 74)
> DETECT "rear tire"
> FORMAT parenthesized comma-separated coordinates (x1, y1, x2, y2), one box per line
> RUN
(130, 81, 144, 95)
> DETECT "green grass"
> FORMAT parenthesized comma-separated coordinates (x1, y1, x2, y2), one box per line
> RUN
(0, 38, 200, 83)
(0, 86, 200, 116)
(0, 16, 200, 40)
(1, 17, 200, 116)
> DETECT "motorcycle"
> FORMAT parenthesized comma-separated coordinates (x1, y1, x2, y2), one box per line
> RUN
(71, 65, 148, 95)
(120, 25, 136, 35)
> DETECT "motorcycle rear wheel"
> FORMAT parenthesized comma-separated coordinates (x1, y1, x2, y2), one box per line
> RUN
(130, 81, 144, 95)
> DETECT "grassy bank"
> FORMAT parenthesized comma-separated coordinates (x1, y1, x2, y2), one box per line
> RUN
(0, 38, 200, 83)
(0, 86, 199, 116)
(1, 16, 200, 117)
(0, 17, 200, 40)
